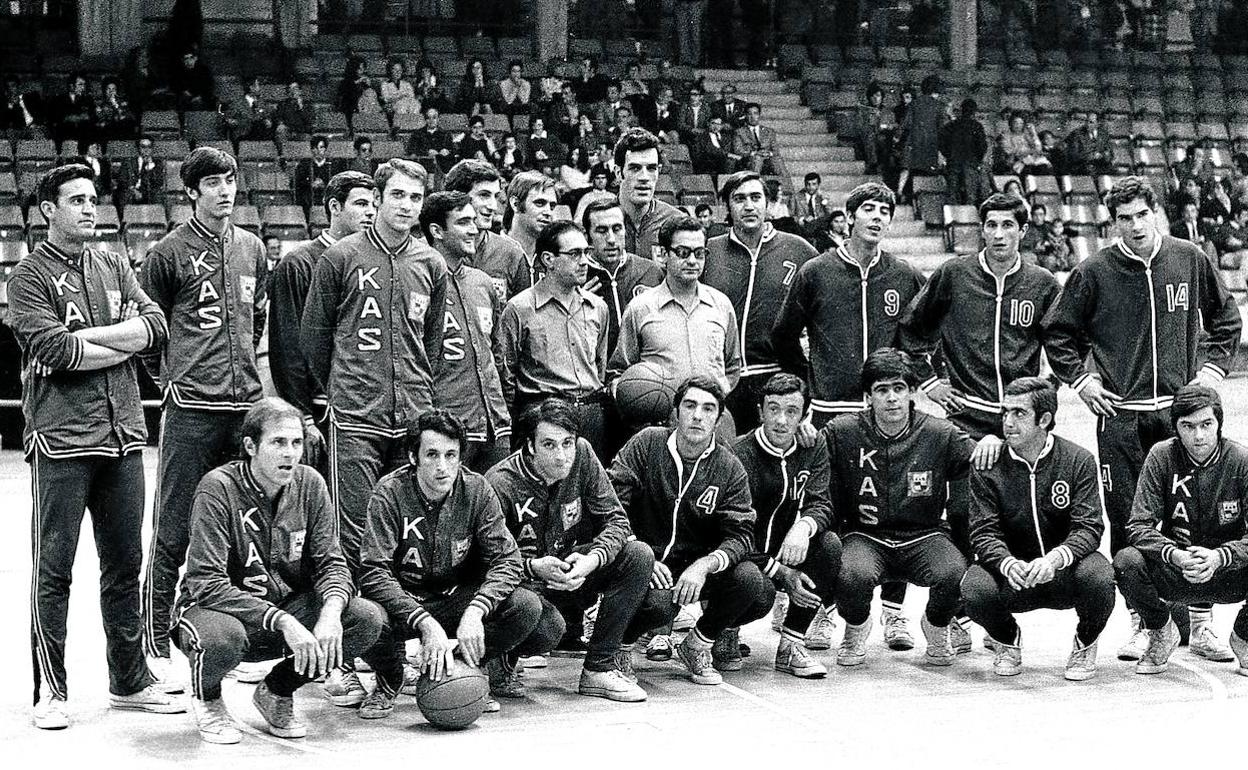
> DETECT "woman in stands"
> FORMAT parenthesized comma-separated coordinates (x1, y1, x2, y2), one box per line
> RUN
(380, 59, 421, 117)
(414, 60, 448, 113)
(997, 111, 1050, 177)
(338, 57, 381, 124)
(456, 59, 494, 116)
(857, 82, 892, 176)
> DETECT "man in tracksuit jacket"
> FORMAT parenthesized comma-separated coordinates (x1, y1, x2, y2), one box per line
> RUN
(301, 159, 448, 573)
(442, 159, 530, 302)
(705, 171, 818, 432)
(141, 148, 268, 684)
(963, 377, 1113, 681)
(732, 373, 839, 679)
(825, 348, 975, 667)
(1114, 385, 1248, 676)
(582, 198, 665, 353)
(12, 165, 178, 729)
(420, 191, 511, 472)
(175, 398, 384, 744)
(1042, 176, 1241, 660)
(486, 399, 667, 702)
(609, 375, 774, 685)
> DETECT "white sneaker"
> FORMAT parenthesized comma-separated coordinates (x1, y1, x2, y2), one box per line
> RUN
(770, 593, 790, 632)
(882, 610, 915, 651)
(837, 616, 871, 666)
(675, 636, 723, 685)
(1189, 626, 1236, 662)
(323, 668, 367, 706)
(805, 606, 835, 650)
(228, 661, 272, 684)
(518, 654, 548, 669)
(110, 685, 187, 713)
(645, 634, 674, 661)
(1136, 618, 1181, 675)
(1117, 616, 1150, 661)
(991, 634, 1022, 677)
(1065, 636, 1098, 681)
(578, 668, 647, 702)
(775, 636, 828, 678)
(33, 696, 69, 730)
(950, 619, 973, 655)
(252, 681, 307, 738)
(920, 615, 954, 666)
(146, 656, 187, 694)
(192, 698, 242, 744)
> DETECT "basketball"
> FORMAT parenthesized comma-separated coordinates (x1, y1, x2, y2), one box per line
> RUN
(614, 361, 677, 424)
(414, 660, 490, 730)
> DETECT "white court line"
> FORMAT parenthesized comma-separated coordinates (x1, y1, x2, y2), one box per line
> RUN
(1170, 658, 1229, 700)
(719, 681, 825, 732)
(235, 721, 337, 755)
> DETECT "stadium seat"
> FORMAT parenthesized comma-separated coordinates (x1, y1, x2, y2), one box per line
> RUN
(250, 170, 295, 207)
(393, 113, 424, 135)
(123, 204, 168, 233)
(1061, 204, 1099, 239)
(94, 205, 121, 235)
(313, 112, 351, 138)
(552, 204, 572, 222)
(141, 111, 182, 139)
(152, 139, 191, 160)
(232, 205, 262, 234)
(167, 203, 193, 226)
(0, 172, 18, 205)
(352, 112, 391, 135)
(913, 176, 949, 226)
(0, 205, 24, 239)
(440, 113, 470, 133)
(663, 144, 692, 177)
(1133, 95, 1164, 121)
(262, 205, 308, 239)
(239, 140, 279, 166)
(943, 205, 981, 254)
(1062, 176, 1099, 205)
(1025, 175, 1062, 211)
(655, 176, 677, 206)
(372, 140, 404, 161)
(184, 111, 225, 145)
(678, 175, 717, 206)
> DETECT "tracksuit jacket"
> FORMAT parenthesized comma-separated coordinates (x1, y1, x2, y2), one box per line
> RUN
(823, 408, 973, 545)
(969, 434, 1104, 577)
(1128, 437, 1248, 570)
(900, 252, 1061, 414)
(586, 251, 665, 351)
(358, 466, 522, 629)
(1043, 234, 1241, 409)
(609, 426, 756, 573)
(178, 462, 354, 632)
(301, 226, 448, 437)
(268, 231, 335, 416)
(732, 427, 835, 579)
(140, 216, 268, 410)
(485, 439, 633, 577)
(435, 262, 510, 443)
(772, 246, 925, 413)
(7, 242, 168, 458)
(705, 225, 818, 379)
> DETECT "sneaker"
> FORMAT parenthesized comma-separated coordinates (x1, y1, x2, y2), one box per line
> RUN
(229, 661, 271, 684)
(518, 654, 548, 669)
(192, 698, 241, 744)
(645, 634, 674, 661)
(770, 593, 790, 632)
(920, 615, 954, 666)
(614, 645, 638, 683)
(1189, 626, 1236, 662)
(675, 636, 723, 685)
(1117, 616, 1150, 661)
(581, 598, 600, 645)
(775, 636, 827, 678)
(837, 617, 871, 667)
(357, 688, 394, 719)
(882, 610, 915, 651)
(711, 627, 743, 672)
(32, 696, 69, 730)
(578, 668, 647, 702)
(109, 685, 186, 713)
(323, 669, 367, 707)
(1229, 632, 1248, 676)
(251, 681, 307, 738)
(950, 619, 973, 655)
(1065, 636, 1098, 682)
(146, 655, 187, 695)
(487, 657, 526, 699)
(805, 606, 835, 651)
(483, 697, 501, 713)
(1136, 619, 1181, 675)
(673, 604, 700, 632)
(400, 663, 421, 696)
(991, 635, 1022, 677)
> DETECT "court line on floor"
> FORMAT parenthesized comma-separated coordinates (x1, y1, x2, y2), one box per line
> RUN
(1170, 658, 1229, 701)
(235, 721, 337, 755)
(718, 681, 825, 731)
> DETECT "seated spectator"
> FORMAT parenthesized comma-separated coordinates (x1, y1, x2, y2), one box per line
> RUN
(1, 76, 43, 134)
(1230, 152, 1248, 207)
(794, 172, 832, 231)
(733, 103, 786, 176)
(1020, 203, 1048, 256)
(1214, 204, 1248, 268)
(1036, 214, 1075, 272)
(588, 142, 619, 189)
(645, 85, 681, 144)
(71, 140, 113, 197)
(1063, 111, 1112, 176)
(456, 59, 494, 115)
(496, 60, 532, 118)
(1002, 178, 1024, 200)
(171, 49, 216, 110)
(413, 59, 448, 113)
(810, 208, 850, 253)
(606, 105, 635, 146)
(457, 114, 496, 161)
(620, 61, 649, 100)
(337, 56, 381, 122)
(559, 145, 593, 199)
(347, 136, 378, 175)
(596, 82, 629, 131)
(294, 135, 337, 212)
(764, 179, 801, 234)
(1201, 177, 1235, 230)
(224, 76, 273, 141)
(54, 73, 94, 148)
(1171, 200, 1212, 249)
(379, 59, 421, 117)
(1038, 130, 1065, 175)
(711, 83, 747, 129)
(405, 106, 455, 173)
(275, 81, 313, 142)
(121, 44, 152, 115)
(118, 134, 164, 206)
(571, 57, 609, 104)
(695, 115, 740, 174)
(1167, 176, 1202, 222)
(570, 112, 603, 154)
(857, 82, 892, 174)
(527, 117, 564, 171)
(695, 203, 729, 238)
(572, 165, 616, 223)
(94, 78, 135, 141)
(492, 134, 529, 179)
(939, 98, 990, 206)
(996, 111, 1050, 176)
(547, 81, 582, 142)
(677, 87, 711, 144)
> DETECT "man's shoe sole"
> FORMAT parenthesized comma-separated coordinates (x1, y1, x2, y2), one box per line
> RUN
(925, 654, 954, 667)
(1135, 662, 1169, 674)
(775, 663, 827, 678)
(109, 698, 186, 714)
(886, 639, 915, 651)
(198, 729, 242, 744)
(324, 691, 366, 707)
(712, 659, 743, 672)
(151, 680, 186, 695)
(687, 673, 722, 685)
(1191, 646, 1236, 662)
(358, 706, 393, 720)
(836, 654, 866, 667)
(645, 651, 673, 661)
(1064, 668, 1096, 682)
(32, 716, 68, 730)
(578, 685, 647, 702)
(993, 665, 1022, 677)
(804, 639, 831, 651)
(1117, 650, 1144, 661)
(261, 723, 307, 739)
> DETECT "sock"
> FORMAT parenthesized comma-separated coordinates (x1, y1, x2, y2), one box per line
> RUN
(882, 600, 904, 617)
(956, 615, 973, 633)
(687, 629, 713, 650)
(780, 628, 804, 646)
(1189, 606, 1212, 633)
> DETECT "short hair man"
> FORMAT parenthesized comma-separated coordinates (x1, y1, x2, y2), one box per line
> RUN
(505, 170, 558, 281)
(420, 191, 511, 471)
(486, 399, 669, 702)
(732, 103, 786, 176)
(795, 172, 831, 230)
(14, 164, 177, 729)
(614, 127, 684, 261)
(963, 377, 1113, 680)
(175, 398, 385, 743)
(1114, 385, 1248, 676)
(359, 411, 547, 714)
(294, 136, 337, 211)
(582, 198, 665, 352)
(610, 376, 774, 684)
(732, 374, 841, 677)
(443, 159, 530, 301)
(140, 148, 269, 689)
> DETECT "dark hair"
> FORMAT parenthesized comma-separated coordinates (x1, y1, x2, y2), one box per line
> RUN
(845, 181, 896, 219)
(865, 82, 884, 102)
(324, 170, 375, 220)
(673, 375, 725, 416)
(1031, 203, 1048, 216)
(443, 158, 502, 192)
(37, 163, 95, 207)
(353, 135, 372, 151)
(1003, 376, 1058, 429)
(240, 397, 304, 453)
(694, 203, 713, 216)
(979, 192, 1029, 227)
(1105, 176, 1158, 217)
(830, 208, 847, 220)
(519, 398, 581, 446)
(535, 221, 584, 268)
(658, 215, 705, 249)
(582, 197, 622, 231)
(960, 98, 978, 117)
(920, 74, 941, 95)
(804, 172, 822, 184)
(180, 146, 237, 191)
(310, 135, 329, 150)
(463, 58, 486, 79)
(405, 409, 468, 457)
(745, 102, 762, 113)
(759, 372, 809, 408)
(508, 59, 523, 72)
(374, 158, 427, 194)
(613, 126, 662, 170)
(1170, 384, 1224, 432)
(469, 114, 485, 127)
(419, 190, 472, 241)
(719, 169, 763, 207)
(860, 347, 918, 393)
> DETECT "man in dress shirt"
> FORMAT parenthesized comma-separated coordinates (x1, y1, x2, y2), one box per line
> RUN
(732, 104, 785, 176)
(711, 83, 746, 129)
(678, 88, 711, 144)
(794, 173, 832, 231)
(695, 116, 739, 175)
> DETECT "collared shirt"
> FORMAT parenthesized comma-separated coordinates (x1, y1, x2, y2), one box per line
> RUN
(497, 279, 609, 405)
(610, 280, 742, 396)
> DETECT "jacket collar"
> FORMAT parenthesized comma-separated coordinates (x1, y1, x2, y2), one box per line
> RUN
(1006, 432, 1055, 467)
(1114, 230, 1164, 265)
(977, 249, 1021, 281)
(188, 214, 229, 244)
(863, 405, 917, 441)
(836, 243, 881, 275)
(1182, 438, 1224, 469)
(728, 222, 778, 255)
(39, 240, 83, 267)
(753, 426, 797, 459)
(367, 224, 411, 257)
(666, 428, 716, 465)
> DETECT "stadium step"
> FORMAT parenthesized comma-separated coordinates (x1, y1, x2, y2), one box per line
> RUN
(780, 145, 857, 162)
(786, 161, 866, 177)
(701, 79, 792, 95)
(756, 106, 815, 121)
(743, 93, 804, 109)
(883, 235, 948, 255)
(697, 68, 778, 82)
(770, 118, 829, 134)
(812, 174, 876, 191)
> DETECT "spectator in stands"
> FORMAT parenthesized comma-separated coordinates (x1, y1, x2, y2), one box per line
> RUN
(559, 146, 593, 201)
(764, 179, 800, 234)
(677, 87, 711, 144)
(909, 0, 943, 45)
(857, 82, 892, 175)
(1214, 204, 1248, 268)
(171, 49, 216, 110)
(1167, 175, 1203, 222)
(940, 98, 990, 207)
(589, 143, 618, 189)
(414, 59, 447, 113)
(337, 56, 380, 123)
(1035, 129, 1064, 174)
(294, 135, 336, 213)
(733, 103, 786, 177)
(456, 59, 494, 116)
(810, 208, 850, 253)
(1, 76, 43, 134)
(1201, 177, 1235, 231)
(675, 0, 710, 65)
(620, 62, 649, 100)
(607, 105, 635, 145)
(547, 81, 582, 142)
(571, 57, 608, 104)
(262, 235, 282, 273)
(711, 83, 746, 129)
(1063, 111, 1112, 176)
(597, 82, 629, 131)
(573, 165, 616, 224)
(493, 134, 529, 180)
(70, 141, 112, 199)
(695, 115, 739, 174)
(1230, 152, 1248, 207)
(497, 60, 533, 119)
(1171, 200, 1212, 248)
(695, 202, 729, 238)
(645, 85, 682, 144)
(996, 111, 1050, 176)
(457, 114, 496, 162)
(347, 136, 378, 175)
(527, 117, 564, 172)
(380, 59, 420, 118)
(1027, 207, 1073, 272)
(898, 74, 948, 202)
(275, 81, 313, 142)
(649, 60, 680, 96)
(119, 134, 164, 206)
(224, 76, 273, 142)
(54, 73, 94, 148)
(93, 78, 135, 142)
(1020, 202, 1048, 257)
(405, 106, 454, 173)
(794, 172, 832, 231)
(894, 86, 915, 127)
(571, 113, 603, 154)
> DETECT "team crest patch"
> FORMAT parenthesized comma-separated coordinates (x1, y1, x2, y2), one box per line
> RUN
(561, 500, 582, 529)
(476, 306, 493, 333)
(490, 277, 508, 300)
(287, 529, 306, 561)
(650, 244, 665, 261)
(907, 471, 933, 497)
(1220, 501, 1240, 525)
(452, 537, 471, 564)
(106, 289, 122, 319)
(239, 275, 256, 304)
(408, 292, 430, 320)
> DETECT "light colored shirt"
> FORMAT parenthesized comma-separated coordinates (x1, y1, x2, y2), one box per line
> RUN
(498, 279, 609, 404)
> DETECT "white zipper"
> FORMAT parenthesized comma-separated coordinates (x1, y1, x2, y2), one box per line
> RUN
(764, 456, 789, 551)
(1027, 468, 1047, 553)
(1145, 265, 1159, 401)
(663, 438, 706, 561)
(993, 280, 1005, 403)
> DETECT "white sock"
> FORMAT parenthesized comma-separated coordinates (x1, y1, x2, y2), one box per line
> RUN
(1189, 606, 1213, 633)
(882, 600, 904, 617)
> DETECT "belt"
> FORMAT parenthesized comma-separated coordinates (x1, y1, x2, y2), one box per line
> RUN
(520, 390, 608, 406)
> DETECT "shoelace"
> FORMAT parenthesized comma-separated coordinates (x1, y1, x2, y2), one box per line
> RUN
(199, 701, 234, 731)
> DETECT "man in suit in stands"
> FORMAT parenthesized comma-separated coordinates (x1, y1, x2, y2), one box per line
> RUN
(1171, 201, 1213, 251)
(275, 81, 313, 143)
(596, 82, 629, 132)
(119, 135, 166, 206)
(678, 88, 712, 145)
(711, 83, 747, 129)
(732, 104, 785, 176)
(794, 173, 832, 231)
(1064, 111, 1113, 177)
(694, 116, 740, 175)
(294, 136, 339, 213)
(224, 77, 274, 142)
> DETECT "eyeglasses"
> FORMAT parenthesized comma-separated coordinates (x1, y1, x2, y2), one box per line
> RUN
(555, 248, 593, 260)
(666, 246, 708, 259)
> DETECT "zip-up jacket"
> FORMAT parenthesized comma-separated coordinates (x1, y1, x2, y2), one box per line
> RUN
(1127, 437, 1248, 570)
(732, 427, 834, 580)
(586, 251, 664, 352)
(705, 225, 817, 378)
(969, 434, 1104, 577)
(485, 439, 632, 577)
(1042, 234, 1241, 410)
(900, 252, 1061, 414)
(772, 247, 924, 414)
(7, 242, 167, 458)
(624, 198, 685, 262)
(609, 426, 756, 573)
(301, 226, 448, 436)
(435, 262, 510, 442)
(140, 217, 267, 410)
(823, 408, 973, 545)
(178, 461, 353, 633)
(359, 466, 522, 629)
(471, 230, 529, 301)
(268, 231, 336, 415)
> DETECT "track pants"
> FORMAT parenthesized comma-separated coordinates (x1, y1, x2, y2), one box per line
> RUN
(327, 425, 407, 574)
(962, 554, 1115, 647)
(725, 372, 773, 435)
(775, 531, 843, 637)
(1114, 547, 1248, 637)
(31, 450, 152, 705)
(1098, 409, 1173, 555)
(649, 559, 776, 640)
(838, 534, 967, 627)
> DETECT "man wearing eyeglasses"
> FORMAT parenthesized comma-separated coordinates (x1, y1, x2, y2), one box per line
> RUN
(498, 221, 611, 458)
